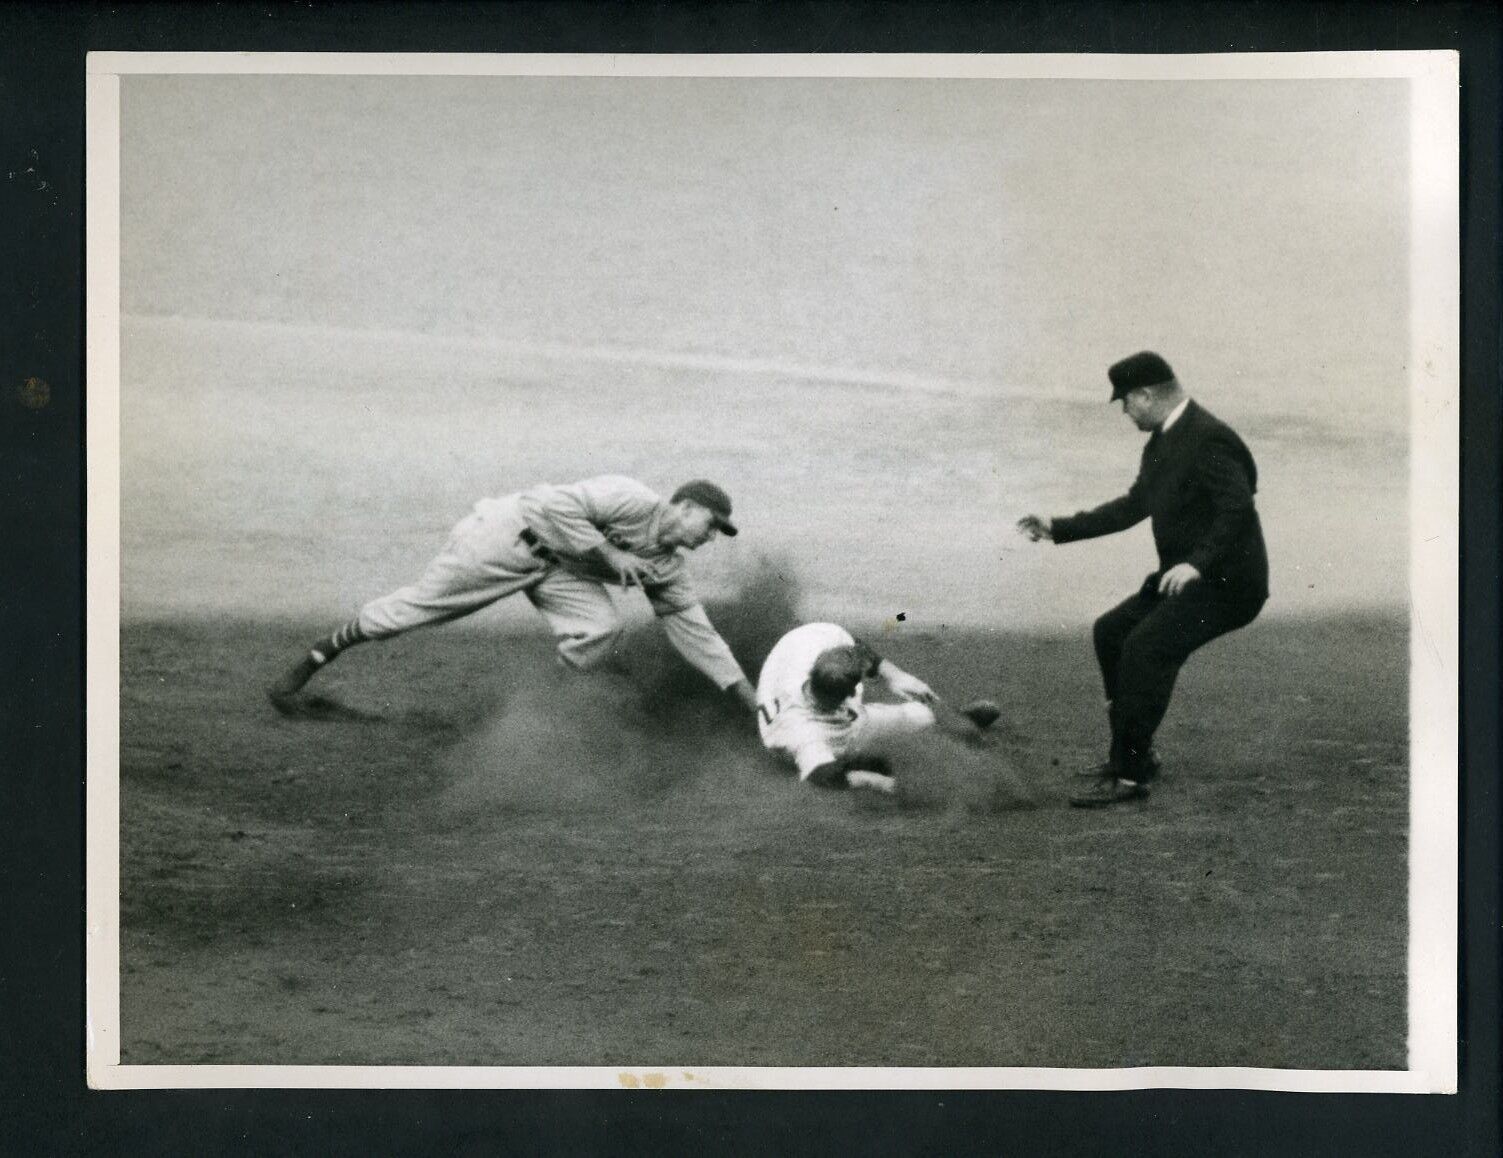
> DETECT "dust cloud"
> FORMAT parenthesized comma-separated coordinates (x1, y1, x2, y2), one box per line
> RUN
(437, 555, 800, 815)
(439, 554, 1031, 817)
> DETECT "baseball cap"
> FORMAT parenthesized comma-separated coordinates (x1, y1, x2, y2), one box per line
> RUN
(1108, 351, 1176, 401)
(671, 479, 738, 536)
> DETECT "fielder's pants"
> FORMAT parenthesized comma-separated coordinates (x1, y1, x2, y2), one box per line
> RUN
(1092, 583, 1266, 779)
(355, 498, 627, 671)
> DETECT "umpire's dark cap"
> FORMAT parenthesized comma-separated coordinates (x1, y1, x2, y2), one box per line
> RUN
(1108, 351, 1177, 401)
(671, 479, 738, 536)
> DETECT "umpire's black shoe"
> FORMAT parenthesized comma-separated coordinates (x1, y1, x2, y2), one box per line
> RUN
(1069, 777, 1151, 809)
(1074, 749, 1162, 781)
(1133, 749, 1163, 783)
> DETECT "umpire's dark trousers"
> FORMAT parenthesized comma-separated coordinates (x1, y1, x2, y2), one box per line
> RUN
(1093, 580, 1265, 780)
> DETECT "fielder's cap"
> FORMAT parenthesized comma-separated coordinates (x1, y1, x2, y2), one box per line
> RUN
(1108, 351, 1177, 401)
(671, 479, 738, 536)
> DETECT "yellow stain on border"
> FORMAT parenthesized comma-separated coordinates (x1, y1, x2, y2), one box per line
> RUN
(616, 1071, 705, 1089)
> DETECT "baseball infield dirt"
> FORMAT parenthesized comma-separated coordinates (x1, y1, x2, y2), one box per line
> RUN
(117, 572, 1407, 1069)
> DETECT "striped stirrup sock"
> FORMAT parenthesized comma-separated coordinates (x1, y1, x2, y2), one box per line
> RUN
(310, 618, 368, 665)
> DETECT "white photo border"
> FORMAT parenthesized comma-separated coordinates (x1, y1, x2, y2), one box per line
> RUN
(85, 49, 1460, 1093)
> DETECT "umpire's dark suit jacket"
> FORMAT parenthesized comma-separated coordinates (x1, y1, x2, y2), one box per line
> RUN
(1050, 400, 1269, 601)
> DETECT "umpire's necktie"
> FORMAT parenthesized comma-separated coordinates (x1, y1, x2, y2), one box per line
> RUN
(1143, 426, 1162, 465)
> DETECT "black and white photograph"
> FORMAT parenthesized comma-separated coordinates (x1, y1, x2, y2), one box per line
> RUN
(85, 52, 1459, 1089)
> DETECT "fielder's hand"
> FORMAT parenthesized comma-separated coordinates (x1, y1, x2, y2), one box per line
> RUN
(1157, 562, 1202, 597)
(1016, 515, 1053, 542)
(598, 543, 652, 589)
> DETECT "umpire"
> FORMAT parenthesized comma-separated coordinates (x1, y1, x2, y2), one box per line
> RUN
(1017, 351, 1269, 808)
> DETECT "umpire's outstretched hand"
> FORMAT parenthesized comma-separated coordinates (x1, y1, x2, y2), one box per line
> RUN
(1016, 514, 1053, 542)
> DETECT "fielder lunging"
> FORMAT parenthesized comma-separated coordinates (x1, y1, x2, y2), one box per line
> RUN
(756, 622, 1001, 794)
(268, 476, 760, 716)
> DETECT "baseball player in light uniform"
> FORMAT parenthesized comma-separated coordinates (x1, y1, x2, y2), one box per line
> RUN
(267, 476, 759, 716)
(756, 622, 1001, 794)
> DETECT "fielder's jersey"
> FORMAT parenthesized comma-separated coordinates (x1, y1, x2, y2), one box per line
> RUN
(508, 475, 698, 614)
(497, 474, 746, 690)
(756, 622, 880, 775)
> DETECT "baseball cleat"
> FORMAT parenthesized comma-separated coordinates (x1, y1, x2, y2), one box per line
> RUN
(267, 687, 306, 717)
(267, 689, 379, 722)
(1074, 749, 1161, 780)
(267, 654, 326, 717)
(1069, 777, 1151, 808)
(960, 699, 1002, 729)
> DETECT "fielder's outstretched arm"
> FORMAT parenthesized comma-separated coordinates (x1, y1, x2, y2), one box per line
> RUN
(726, 678, 758, 712)
(657, 603, 756, 710)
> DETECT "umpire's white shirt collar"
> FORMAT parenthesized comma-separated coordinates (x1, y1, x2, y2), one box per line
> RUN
(1160, 397, 1191, 433)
